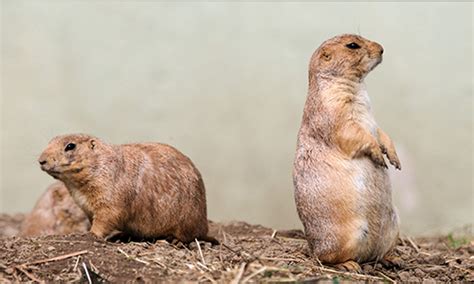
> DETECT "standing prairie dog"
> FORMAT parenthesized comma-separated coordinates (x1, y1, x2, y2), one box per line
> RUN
(38, 134, 213, 243)
(293, 34, 401, 269)
(20, 181, 90, 236)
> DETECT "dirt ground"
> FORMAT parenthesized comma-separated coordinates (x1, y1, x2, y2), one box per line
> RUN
(0, 214, 472, 283)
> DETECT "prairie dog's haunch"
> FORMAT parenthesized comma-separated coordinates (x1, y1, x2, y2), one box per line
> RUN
(293, 34, 401, 269)
(20, 181, 90, 236)
(38, 134, 212, 243)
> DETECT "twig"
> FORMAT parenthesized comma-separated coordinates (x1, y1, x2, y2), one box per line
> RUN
(242, 266, 266, 283)
(406, 237, 420, 253)
(195, 238, 206, 265)
(15, 266, 42, 283)
(82, 262, 92, 284)
(202, 273, 217, 284)
(117, 248, 150, 265)
(231, 262, 247, 284)
(222, 243, 241, 257)
(377, 271, 396, 284)
(22, 250, 89, 266)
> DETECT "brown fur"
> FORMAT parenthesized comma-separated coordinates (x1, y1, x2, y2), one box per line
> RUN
(20, 181, 90, 236)
(293, 34, 401, 265)
(38, 134, 211, 243)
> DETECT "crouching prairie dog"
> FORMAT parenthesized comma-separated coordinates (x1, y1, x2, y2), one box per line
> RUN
(293, 34, 401, 270)
(38, 134, 214, 243)
(20, 181, 90, 236)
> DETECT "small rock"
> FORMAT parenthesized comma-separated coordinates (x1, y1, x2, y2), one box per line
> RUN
(47, 246, 55, 251)
(408, 276, 420, 282)
(399, 271, 411, 282)
(414, 268, 424, 277)
(423, 277, 436, 284)
(4, 268, 14, 274)
(362, 264, 372, 272)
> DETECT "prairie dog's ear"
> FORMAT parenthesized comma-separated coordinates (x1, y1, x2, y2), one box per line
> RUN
(321, 50, 331, 61)
(90, 139, 96, 150)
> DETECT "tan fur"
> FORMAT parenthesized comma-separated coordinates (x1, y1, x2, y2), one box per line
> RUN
(293, 34, 401, 265)
(20, 181, 90, 236)
(38, 134, 211, 242)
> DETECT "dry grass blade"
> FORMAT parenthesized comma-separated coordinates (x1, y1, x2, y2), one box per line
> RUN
(315, 265, 385, 282)
(242, 266, 266, 283)
(406, 237, 420, 253)
(15, 265, 42, 283)
(271, 230, 277, 239)
(202, 273, 217, 284)
(230, 262, 246, 284)
(73, 256, 81, 271)
(82, 262, 92, 284)
(260, 256, 303, 262)
(195, 238, 206, 265)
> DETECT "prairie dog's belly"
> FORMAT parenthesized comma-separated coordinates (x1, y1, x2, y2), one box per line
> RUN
(354, 87, 378, 136)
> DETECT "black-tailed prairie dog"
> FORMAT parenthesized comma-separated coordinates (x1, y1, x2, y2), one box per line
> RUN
(293, 34, 401, 269)
(38, 134, 213, 243)
(20, 181, 90, 236)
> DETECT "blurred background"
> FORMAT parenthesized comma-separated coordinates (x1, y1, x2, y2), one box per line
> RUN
(1, 1, 472, 236)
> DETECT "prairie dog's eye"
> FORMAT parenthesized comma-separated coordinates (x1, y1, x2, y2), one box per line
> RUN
(346, 42, 361, 49)
(65, 143, 76, 152)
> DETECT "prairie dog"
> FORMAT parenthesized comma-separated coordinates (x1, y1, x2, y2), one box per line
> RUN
(293, 34, 401, 268)
(20, 181, 90, 236)
(38, 134, 212, 243)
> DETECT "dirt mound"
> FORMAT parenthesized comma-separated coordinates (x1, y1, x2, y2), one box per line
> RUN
(0, 215, 472, 282)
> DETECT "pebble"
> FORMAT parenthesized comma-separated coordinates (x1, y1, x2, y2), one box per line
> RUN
(423, 277, 437, 284)
(399, 271, 411, 281)
(414, 268, 424, 277)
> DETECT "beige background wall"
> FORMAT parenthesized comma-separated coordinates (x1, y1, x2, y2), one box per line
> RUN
(1, 1, 472, 235)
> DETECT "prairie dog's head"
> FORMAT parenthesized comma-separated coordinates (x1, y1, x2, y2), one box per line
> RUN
(38, 134, 102, 182)
(309, 34, 384, 81)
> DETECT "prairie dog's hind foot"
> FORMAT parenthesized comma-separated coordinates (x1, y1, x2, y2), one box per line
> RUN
(334, 260, 362, 273)
(381, 253, 403, 268)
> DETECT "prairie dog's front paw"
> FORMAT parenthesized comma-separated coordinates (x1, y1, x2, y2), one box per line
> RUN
(386, 149, 401, 170)
(369, 146, 387, 168)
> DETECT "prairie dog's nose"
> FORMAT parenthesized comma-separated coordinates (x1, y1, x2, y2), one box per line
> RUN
(375, 43, 384, 55)
(39, 160, 47, 165)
